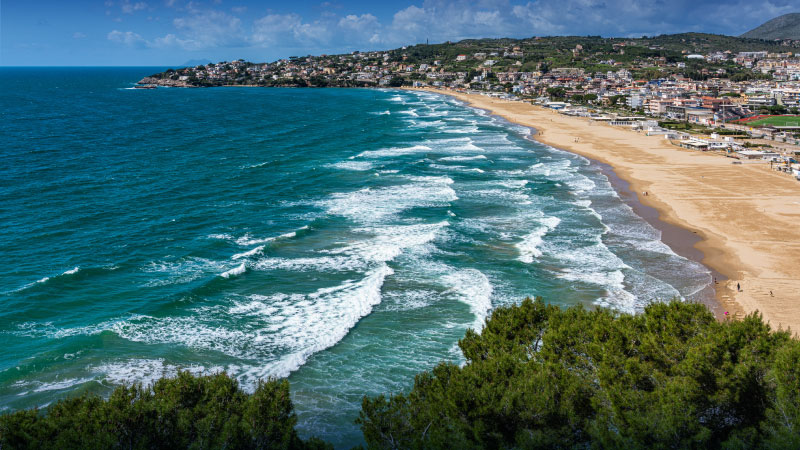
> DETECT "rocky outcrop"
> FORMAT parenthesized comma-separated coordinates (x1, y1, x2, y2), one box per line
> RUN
(137, 76, 197, 87)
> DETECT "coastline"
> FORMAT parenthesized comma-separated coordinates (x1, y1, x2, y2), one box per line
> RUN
(414, 87, 800, 334)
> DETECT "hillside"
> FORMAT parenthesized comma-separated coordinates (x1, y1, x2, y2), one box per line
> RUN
(742, 13, 800, 40)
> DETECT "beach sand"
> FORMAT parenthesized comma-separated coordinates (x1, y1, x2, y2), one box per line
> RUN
(420, 88, 800, 334)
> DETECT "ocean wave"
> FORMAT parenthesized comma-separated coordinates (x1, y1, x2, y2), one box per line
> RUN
(550, 239, 637, 313)
(355, 144, 432, 159)
(220, 263, 246, 278)
(441, 269, 493, 331)
(319, 177, 456, 223)
(9, 377, 97, 396)
(235, 228, 303, 246)
(429, 164, 485, 174)
(94, 359, 227, 388)
(516, 216, 561, 263)
(253, 221, 448, 273)
(107, 264, 395, 379)
(241, 161, 272, 169)
(232, 245, 265, 260)
(10, 266, 81, 293)
(326, 160, 375, 171)
(142, 257, 226, 287)
(439, 155, 487, 162)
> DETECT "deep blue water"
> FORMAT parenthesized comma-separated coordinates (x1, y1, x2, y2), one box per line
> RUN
(0, 67, 711, 447)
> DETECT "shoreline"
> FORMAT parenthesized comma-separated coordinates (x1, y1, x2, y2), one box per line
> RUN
(414, 87, 800, 334)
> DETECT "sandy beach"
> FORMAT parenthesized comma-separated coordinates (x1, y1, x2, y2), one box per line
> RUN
(420, 88, 800, 334)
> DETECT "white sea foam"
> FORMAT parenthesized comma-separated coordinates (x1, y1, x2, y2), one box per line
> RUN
(429, 164, 485, 174)
(22, 266, 80, 290)
(444, 126, 480, 134)
(254, 255, 363, 272)
(94, 359, 226, 387)
(355, 144, 432, 159)
(242, 161, 271, 169)
(320, 177, 456, 223)
(206, 265, 396, 378)
(235, 230, 298, 246)
(551, 239, 637, 313)
(253, 222, 448, 273)
(439, 155, 487, 162)
(220, 263, 246, 278)
(142, 257, 226, 286)
(29, 377, 96, 393)
(327, 160, 375, 171)
(441, 269, 493, 331)
(428, 137, 483, 153)
(232, 245, 265, 260)
(516, 216, 561, 263)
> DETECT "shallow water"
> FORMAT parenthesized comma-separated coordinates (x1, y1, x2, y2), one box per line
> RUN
(0, 68, 711, 447)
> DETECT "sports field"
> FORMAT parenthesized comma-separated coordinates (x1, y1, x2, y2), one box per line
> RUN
(739, 115, 800, 127)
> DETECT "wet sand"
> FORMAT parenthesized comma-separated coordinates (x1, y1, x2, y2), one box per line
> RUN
(419, 88, 800, 334)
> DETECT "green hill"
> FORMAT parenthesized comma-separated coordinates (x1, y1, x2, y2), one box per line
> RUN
(741, 13, 800, 40)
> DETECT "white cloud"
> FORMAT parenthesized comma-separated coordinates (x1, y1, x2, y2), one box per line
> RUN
(121, 1, 148, 14)
(251, 13, 331, 47)
(104, 0, 800, 60)
(107, 30, 146, 47)
(73, 32, 87, 39)
(169, 9, 246, 49)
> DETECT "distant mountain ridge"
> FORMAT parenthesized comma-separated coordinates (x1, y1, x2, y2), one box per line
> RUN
(741, 13, 800, 40)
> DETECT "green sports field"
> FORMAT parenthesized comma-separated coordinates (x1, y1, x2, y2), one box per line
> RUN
(744, 115, 800, 127)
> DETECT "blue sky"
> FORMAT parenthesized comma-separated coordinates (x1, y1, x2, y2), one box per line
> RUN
(1, 0, 797, 66)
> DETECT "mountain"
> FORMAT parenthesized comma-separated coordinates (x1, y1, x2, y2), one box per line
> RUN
(741, 13, 800, 40)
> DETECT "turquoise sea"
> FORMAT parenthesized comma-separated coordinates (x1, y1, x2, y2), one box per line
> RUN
(0, 68, 712, 447)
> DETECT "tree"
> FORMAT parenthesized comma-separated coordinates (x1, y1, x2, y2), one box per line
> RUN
(546, 87, 566, 99)
(608, 94, 626, 107)
(358, 299, 798, 449)
(0, 373, 331, 450)
(387, 76, 404, 87)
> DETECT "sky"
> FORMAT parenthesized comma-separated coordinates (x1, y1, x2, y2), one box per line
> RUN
(1, 0, 797, 66)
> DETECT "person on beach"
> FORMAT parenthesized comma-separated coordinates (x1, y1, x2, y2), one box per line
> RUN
(737, 282, 741, 292)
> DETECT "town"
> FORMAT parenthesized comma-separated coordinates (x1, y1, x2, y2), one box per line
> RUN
(139, 33, 800, 180)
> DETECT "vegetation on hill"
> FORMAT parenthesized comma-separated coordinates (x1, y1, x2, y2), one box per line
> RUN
(742, 13, 800, 41)
(141, 31, 796, 88)
(2, 300, 799, 449)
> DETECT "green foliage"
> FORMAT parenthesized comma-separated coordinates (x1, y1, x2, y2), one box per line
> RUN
(387, 77, 405, 87)
(0, 372, 331, 450)
(607, 94, 626, 106)
(358, 299, 799, 449)
(546, 87, 566, 99)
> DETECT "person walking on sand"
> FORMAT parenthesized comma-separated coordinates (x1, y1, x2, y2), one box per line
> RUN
(737, 282, 741, 292)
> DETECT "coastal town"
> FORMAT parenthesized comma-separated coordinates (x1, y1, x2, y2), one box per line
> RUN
(139, 34, 800, 178)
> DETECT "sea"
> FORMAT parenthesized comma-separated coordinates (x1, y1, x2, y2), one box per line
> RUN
(0, 67, 712, 447)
